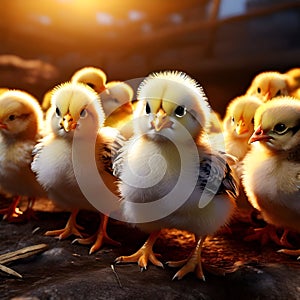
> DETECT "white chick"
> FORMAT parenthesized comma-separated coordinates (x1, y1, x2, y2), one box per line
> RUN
(113, 71, 238, 280)
(243, 96, 300, 254)
(246, 71, 289, 102)
(0, 90, 46, 221)
(31, 82, 122, 254)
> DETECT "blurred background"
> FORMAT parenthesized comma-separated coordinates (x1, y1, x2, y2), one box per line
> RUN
(0, 0, 299, 116)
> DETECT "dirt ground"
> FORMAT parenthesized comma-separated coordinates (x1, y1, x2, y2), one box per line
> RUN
(0, 197, 299, 300)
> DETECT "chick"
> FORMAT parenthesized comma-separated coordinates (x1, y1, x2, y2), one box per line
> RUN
(71, 66, 107, 94)
(285, 67, 300, 94)
(246, 71, 289, 102)
(242, 96, 300, 253)
(0, 90, 46, 221)
(100, 81, 134, 139)
(31, 82, 122, 254)
(223, 95, 263, 161)
(113, 71, 238, 280)
(71, 67, 134, 138)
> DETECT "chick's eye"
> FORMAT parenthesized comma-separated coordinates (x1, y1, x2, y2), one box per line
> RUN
(8, 115, 16, 121)
(273, 123, 287, 134)
(257, 87, 261, 94)
(145, 102, 151, 114)
(231, 117, 235, 123)
(175, 105, 186, 117)
(251, 118, 254, 124)
(275, 90, 281, 97)
(80, 109, 87, 118)
(55, 107, 61, 117)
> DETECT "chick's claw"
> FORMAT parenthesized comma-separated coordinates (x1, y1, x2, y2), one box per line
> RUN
(45, 211, 84, 240)
(244, 224, 282, 246)
(115, 247, 163, 269)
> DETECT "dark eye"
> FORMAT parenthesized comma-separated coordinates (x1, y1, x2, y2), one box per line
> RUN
(275, 90, 281, 97)
(257, 87, 261, 94)
(145, 102, 151, 114)
(87, 83, 95, 90)
(273, 123, 287, 134)
(174, 105, 186, 117)
(231, 117, 235, 123)
(80, 109, 87, 118)
(251, 118, 254, 124)
(8, 115, 16, 121)
(55, 107, 61, 117)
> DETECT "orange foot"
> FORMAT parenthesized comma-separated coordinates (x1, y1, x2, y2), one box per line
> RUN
(167, 236, 208, 281)
(0, 196, 23, 222)
(74, 213, 120, 254)
(45, 209, 84, 240)
(115, 230, 163, 270)
(244, 224, 282, 246)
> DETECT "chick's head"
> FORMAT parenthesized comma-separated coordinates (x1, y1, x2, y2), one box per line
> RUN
(0, 90, 43, 140)
(49, 82, 105, 139)
(224, 95, 262, 138)
(247, 71, 289, 102)
(71, 66, 107, 94)
(134, 71, 210, 143)
(249, 96, 300, 152)
(100, 81, 133, 119)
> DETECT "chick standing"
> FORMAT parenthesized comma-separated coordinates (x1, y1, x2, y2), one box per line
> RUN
(31, 82, 122, 254)
(246, 71, 289, 102)
(243, 97, 300, 253)
(0, 90, 46, 221)
(113, 71, 238, 280)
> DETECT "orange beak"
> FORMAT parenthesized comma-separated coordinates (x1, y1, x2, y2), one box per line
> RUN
(61, 113, 77, 132)
(0, 121, 7, 129)
(263, 91, 271, 102)
(151, 109, 173, 132)
(248, 125, 271, 144)
(235, 119, 248, 135)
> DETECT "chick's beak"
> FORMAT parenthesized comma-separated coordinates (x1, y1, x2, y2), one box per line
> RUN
(248, 125, 271, 144)
(235, 119, 248, 135)
(263, 91, 271, 102)
(0, 121, 7, 129)
(151, 109, 173, 132)
(61, 113, 77, 132)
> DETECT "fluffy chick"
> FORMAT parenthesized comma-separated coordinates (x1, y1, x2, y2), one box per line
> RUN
(71, 67, 134, 138)
(243, 96, 300, 255)
(31, 82, 122, 254)
(246, 71, 289, 102)
(100, 81, 134, 138)
(0, 90, 46, 221)
(223, 95, 263, 161)
(113, 71, 238, 280)
(71, 66, 107, 94)
(285, 67, 300, 94)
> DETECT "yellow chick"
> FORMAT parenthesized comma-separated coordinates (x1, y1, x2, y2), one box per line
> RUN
(113, 71, 238, 280)
(243, 96, 300, 253)
(31, 82, 122, 254)
(285, 67, 300, 94)
(246, 71, 289, 102)
(71, 67, 134, 138)
(100, 81, 134, 139)
(0, 90, 46, 221)
(71, 66, 107, 94)
(223, 95, 263, 161)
